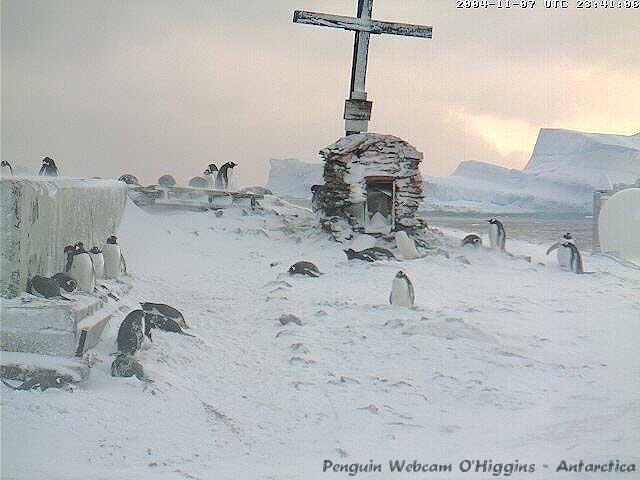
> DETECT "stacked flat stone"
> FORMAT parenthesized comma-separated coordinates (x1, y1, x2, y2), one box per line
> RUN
(316, 133, 425, 237)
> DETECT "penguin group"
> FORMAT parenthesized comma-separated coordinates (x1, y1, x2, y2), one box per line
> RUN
(0, 156, 59, 177)
(25, 235, 126, 302)
(203, 161, 237, 189)
(111, 302, 193, 383)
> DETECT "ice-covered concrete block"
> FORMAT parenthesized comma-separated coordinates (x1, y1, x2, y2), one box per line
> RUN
(0, 176, 127, 297)
(0, 351, 90, 383)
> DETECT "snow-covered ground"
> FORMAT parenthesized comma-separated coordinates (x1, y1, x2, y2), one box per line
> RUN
(2, 199, 640, 479)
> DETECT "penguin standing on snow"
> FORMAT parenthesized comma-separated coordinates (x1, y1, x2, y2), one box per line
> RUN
(140, 302, 189, 329)
(65, 243, 95, 292)
(390, 270, 415, 307)
(216, 162, 236, 189)
(1, 161, 13, 176)
(26, 275, 71, 300)
(103, 236, 126, 279)
(38, 157, 59, 176)
(89, 246, 104, 279)
(116, 310, 152, 355)
(546, 233, 574, 269)
(488, 218, 506, 251)
(203, 164, 218, 188)
(564, 242, 590, 274)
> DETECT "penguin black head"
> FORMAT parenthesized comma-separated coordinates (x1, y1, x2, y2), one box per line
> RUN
(42, 157, 55, 167)
(90, 246, 101, 254)
(64, 245, 76, 254)
(343, 249, 356, 259)
(106, 236, 118, 245)
(395, 270, 408, 280)
(75, 242, 86, 253)
(488, 218, 498, 225)
(563, 232, 573, 240)
(1, 160, 11, 168)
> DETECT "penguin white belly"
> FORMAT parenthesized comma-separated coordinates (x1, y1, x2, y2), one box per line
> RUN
(103, 244, 122, 279)
(395, 231, 421, 259)
(390, 277, 414, 307)
(70, 254, 95, 292)
(557, 247, 570, 269)
(90, 252, 104, 279)
(489, 225, 499, 250)
(1, 165, 11, 177)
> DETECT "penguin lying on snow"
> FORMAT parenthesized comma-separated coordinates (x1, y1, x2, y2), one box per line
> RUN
(146, 315, 195, 337)
(488, 218, 506, 251)
(288, 261, 322, 277)
(38, 157, 59, 176)
(111, 353, 152, 383)
(140, 302, 188, 329)
(116, 310, 152, 355)
(51, 272, 78, 293)
(461, 234, 482, 248)
(546, 233, 574, 269)
(26, 275, 71, 300)
(118, 173, 139, 185)
(344, 247, 396, 262)
(390, 270, 415, 307)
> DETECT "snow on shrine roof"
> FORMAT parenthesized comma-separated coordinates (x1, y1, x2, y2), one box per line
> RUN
(320, 133, 422, 160)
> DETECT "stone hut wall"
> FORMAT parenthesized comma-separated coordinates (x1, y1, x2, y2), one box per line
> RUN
(317, 133, 424, 235)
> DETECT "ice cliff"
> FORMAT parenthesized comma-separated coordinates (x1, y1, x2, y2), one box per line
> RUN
(265, 129, 640, 214)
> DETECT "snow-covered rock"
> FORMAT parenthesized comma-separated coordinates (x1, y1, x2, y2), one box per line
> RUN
(265, 158, 322, 198)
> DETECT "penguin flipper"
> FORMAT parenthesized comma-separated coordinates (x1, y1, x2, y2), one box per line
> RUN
(546, 242, 561, 255)
(38, 165, 46, 176)
(120, 254, 127, 274)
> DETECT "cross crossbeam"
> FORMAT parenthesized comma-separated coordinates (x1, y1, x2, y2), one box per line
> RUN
(293, 0, 432, 135)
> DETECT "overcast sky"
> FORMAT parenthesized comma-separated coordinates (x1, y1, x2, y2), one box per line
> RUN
(2, 0, 639, 185)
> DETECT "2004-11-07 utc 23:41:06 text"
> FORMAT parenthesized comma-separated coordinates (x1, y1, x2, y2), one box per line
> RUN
(456, 0, 640, 8)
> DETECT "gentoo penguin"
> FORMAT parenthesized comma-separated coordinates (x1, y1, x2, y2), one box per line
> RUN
(564, 242, 587, 274)
(216, 162, 236, 190)
(488, 218, 506, 251)
(394, 231, 421, 260)
(288, 261, 322, 277)
(65, 243, 95, 292)
(89, 247, 104, 279)
(203, 164, 219, 188)
(116, 310, 152, 355)
(389, 270, 415, 307)
(140, 302, 188, 329)
(103, 236, 125, 279)
(157, 174, 176, 187)
(546, 233, 574, 269)
(461, 234, 482, 248)
(51, 272, 78, 292)
(38, 157, 59, 176)
(146, 315, 195, 337)
(111, 353, 151, 382)
(26, 275, 71, 300)
(118, 173, 140, 185)
(344, 247, 396, 262)
(1, 160, 13, 176)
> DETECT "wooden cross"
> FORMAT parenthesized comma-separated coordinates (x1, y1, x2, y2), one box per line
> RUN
(293, 0, 432, 135)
